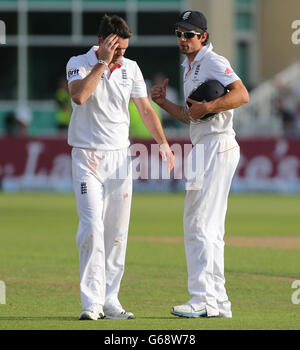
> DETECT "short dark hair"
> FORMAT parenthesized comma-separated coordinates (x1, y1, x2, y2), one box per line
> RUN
(196, 28, 209, 46)
(98, 14, 132, 39)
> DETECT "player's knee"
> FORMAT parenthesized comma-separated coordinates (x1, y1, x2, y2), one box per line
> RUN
(76, 220, 103, 249)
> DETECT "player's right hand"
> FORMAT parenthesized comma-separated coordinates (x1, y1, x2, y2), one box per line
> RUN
(151, 78, 168, 106)
(159, 143, 174, 173)
(96, 34, 120, 65)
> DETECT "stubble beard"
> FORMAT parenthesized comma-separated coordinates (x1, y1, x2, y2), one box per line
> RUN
(179, 45, 195, 61)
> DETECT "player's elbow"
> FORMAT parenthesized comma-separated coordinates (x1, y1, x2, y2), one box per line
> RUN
(239, 83, 250, 104)
(72, 94, 85, 105)
(69, 86, 85, 105)
(230, 81, 250, 106)
(236, 87, 249, 107)
(242, 89, 250, 104)
(139, 105, 155, 122)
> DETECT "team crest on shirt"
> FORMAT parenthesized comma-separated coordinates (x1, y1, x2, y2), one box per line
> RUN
(80, 182, 87, 195)
(192, 64, 201, 82)
(120, 68, 129, 86)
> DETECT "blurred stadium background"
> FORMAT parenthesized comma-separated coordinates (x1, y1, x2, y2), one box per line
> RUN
(0, 0, 300, 193)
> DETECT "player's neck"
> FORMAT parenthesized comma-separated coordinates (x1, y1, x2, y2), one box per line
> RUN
(186, 46, 203, 64)
(186, 51, 199, 64)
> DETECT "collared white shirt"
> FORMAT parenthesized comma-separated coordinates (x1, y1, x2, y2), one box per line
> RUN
(182, 43, 240, 145)
(66, 46, 147, 150)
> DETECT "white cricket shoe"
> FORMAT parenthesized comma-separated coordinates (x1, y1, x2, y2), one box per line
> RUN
(218, 301, 232, 318)
(171, 303, 208, 318)
(79, 304, 104, 320)
(103, 305, 135, 319)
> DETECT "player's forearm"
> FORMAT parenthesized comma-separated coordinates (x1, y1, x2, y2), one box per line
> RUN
(69, 63, 107, 105)
(139, 108, 168, 145)
(159, 99, 189, 124)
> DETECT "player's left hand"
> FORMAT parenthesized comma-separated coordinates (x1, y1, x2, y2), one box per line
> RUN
(159, 143, 175, 172)
(186, 98, 210, 120)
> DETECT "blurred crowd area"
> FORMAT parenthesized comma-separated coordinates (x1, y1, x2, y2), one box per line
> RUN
(3, 72, 300, 140)
(1, 71, 186, 140)
(274, 81, 300, 138)
(1, 0, 299, 140)
(2, 76, 71, 138)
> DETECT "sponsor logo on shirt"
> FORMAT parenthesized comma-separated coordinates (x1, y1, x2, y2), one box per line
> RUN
(225, 67, 233, 75)
(67, 68, 79, 79)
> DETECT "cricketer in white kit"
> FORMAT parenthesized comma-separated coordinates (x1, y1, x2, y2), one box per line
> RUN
(151, 10, 249, 318)
(66, 15, 174, 320)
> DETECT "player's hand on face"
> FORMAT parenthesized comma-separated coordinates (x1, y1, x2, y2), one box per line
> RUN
(97, 34, 120, 64)
(150, 78, 169, 106)
(186, 98, 209, 120)
(159, 143, 175, 173)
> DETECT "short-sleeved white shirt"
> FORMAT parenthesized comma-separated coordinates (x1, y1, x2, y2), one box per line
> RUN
(182, 43, 240, 145)
(66, 46, 147, 150)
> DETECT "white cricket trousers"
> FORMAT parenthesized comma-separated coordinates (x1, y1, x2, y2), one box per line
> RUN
(183, 134, 240, 317)
(71, 147, 132, 311)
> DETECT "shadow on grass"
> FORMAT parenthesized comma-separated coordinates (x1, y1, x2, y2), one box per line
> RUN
(0, 316, 76, 322)
(138, 317, 181, 320)
(0, 316, 178, 321)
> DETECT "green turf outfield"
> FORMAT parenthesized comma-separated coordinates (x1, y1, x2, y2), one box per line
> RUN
(0, 192, 300, 330)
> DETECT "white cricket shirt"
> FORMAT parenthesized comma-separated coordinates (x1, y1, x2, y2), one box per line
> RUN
(182, 43, 240, 145)
(66, 46, 147, 150)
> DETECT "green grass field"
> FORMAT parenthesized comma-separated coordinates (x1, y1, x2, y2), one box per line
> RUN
(0, 192, 300, 330)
